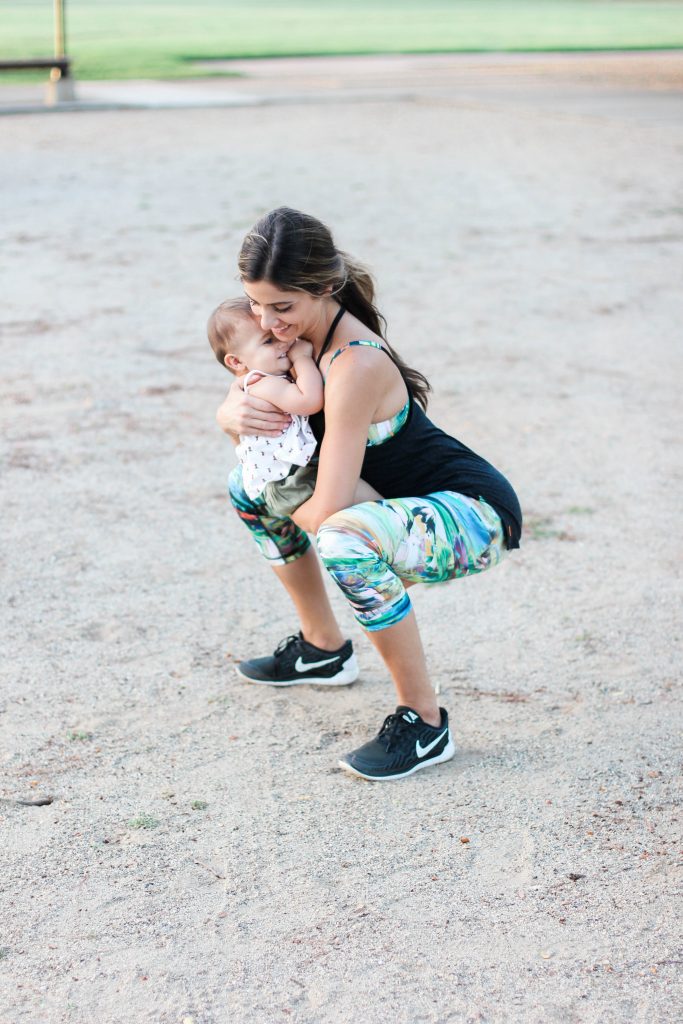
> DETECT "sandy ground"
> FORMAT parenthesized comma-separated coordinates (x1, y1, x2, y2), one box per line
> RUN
(1, 54, 682, 1023)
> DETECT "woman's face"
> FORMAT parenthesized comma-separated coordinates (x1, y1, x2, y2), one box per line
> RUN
(242, 280, 323, 344)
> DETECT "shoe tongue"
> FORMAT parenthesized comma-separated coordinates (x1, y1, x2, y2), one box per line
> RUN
(395, 706, 420, 724)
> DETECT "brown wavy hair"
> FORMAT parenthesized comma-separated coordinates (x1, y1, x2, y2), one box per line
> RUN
(237, 207, 431, 409)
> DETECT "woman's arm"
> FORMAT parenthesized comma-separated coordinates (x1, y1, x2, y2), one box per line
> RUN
(215, 376, 292, 441)
(291, 347, 381, 533)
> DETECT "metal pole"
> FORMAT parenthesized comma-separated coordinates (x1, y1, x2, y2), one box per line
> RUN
(47, 0, 75, 102)
(54, 0, 66, 60)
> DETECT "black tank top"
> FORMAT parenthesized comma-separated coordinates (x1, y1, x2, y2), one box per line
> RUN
(310, 307, 522, 548)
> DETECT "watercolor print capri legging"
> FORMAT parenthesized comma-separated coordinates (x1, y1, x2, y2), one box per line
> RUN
(228, 465, 505, 632)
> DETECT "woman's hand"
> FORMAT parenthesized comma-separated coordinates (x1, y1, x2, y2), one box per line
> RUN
(215, 377, 291, 438)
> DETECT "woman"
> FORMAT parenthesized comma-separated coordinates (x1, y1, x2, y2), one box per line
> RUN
(216, 207, 522, 781)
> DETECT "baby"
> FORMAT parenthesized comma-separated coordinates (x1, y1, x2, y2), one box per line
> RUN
(208, 298, 380, 517)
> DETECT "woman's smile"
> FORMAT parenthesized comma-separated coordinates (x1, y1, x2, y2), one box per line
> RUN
(242, 280, 327, 346)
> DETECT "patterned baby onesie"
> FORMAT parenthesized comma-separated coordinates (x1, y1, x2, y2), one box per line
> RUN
(235, 369, 318, 501)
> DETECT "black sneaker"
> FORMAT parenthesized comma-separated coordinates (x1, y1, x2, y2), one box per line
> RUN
(339, 706, 455, 780)
(235, 632, 359, 687)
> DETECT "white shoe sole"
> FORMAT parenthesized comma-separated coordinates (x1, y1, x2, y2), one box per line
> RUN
(338, 738, 456, 781)
(235, 653, 359, 687)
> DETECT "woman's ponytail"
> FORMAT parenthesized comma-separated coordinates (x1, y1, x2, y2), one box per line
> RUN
(337, 253, 432, 411)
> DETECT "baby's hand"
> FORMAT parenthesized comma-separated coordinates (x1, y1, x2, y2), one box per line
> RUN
(288, 338, 313, 362)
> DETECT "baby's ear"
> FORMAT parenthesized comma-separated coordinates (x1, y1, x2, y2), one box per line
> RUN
(224, 352, 244, 373)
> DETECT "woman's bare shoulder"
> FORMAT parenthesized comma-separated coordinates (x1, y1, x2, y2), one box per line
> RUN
(319, 335, 389, 377)
(322, 344, 402, 435)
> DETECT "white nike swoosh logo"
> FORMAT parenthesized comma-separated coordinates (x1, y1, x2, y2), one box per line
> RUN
(295, 655, 339, 673)
(416, 729, 448, 758)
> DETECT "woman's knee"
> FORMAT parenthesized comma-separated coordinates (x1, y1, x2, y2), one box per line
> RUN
(316, 509, 378, 568)
(227, 464, 245, 506)
(228, 464, 263, 515)
(317, 510, 410, 630)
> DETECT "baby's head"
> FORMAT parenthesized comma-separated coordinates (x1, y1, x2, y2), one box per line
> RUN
(207, 297, 292, 377)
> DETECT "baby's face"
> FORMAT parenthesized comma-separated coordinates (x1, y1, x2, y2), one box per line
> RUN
(232, 316, 293, 375)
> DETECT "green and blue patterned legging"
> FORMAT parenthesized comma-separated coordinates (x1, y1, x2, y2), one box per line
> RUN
(228, 465, 505, 632)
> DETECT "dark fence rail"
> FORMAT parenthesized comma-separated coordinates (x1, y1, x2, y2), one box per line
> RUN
(0, 57, 71, 76)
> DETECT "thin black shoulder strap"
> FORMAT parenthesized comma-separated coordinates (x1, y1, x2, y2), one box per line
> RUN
(315, 306, 346, 369)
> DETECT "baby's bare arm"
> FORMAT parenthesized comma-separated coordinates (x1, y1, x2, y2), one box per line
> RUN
(248, 356, 323, 415)
(216, 376, 291, 440)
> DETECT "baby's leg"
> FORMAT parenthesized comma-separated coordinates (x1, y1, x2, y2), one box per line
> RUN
(353, 478, 383, 503)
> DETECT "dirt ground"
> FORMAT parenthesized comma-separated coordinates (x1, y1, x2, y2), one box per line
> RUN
(1, 53, 682, 1024)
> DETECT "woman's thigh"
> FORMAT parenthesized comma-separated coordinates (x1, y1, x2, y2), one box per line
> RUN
(316, 492, 506, 631)
(320, 492, 505, 584)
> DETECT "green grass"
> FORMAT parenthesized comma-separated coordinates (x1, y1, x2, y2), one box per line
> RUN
(67, 729, 94, 741)
(128, 812, 160, 830)
(2, 1, 683, 82)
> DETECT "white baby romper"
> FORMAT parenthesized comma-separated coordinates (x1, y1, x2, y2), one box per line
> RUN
(235, 369, 318, 501)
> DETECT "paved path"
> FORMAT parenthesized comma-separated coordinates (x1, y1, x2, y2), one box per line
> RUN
(1, 50, 682, 119)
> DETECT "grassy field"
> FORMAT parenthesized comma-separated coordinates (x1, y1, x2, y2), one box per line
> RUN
(2, 0, 683, 81)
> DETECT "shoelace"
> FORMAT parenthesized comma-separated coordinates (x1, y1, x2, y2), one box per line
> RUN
(274, 634, 300, 659)
(377, 712, 414, 753)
